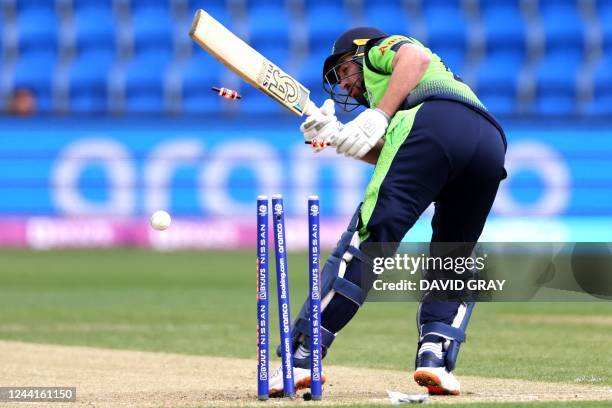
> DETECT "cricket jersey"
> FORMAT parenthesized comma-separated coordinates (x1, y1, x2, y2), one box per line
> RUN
(362, 35, 486, 112)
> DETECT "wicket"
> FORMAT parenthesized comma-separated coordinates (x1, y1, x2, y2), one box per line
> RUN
(272, 195, 296, 399)
(256, 194, 323, 401)
(256, 196, 269, 400)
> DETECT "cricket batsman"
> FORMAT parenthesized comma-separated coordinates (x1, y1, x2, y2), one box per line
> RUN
(269, 27, 507, 396)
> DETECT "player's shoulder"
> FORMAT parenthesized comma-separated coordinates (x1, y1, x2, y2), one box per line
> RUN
(366, 35, 423, 58)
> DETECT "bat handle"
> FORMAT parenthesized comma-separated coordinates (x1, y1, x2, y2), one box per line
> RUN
(303, 100, 318, 116)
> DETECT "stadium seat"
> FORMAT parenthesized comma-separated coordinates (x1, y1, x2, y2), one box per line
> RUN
(10, 0, 54, 13)
(475, 52, 522, 115)
(239, 90, 285, 114)
(479, 93, 516, 116)
(187, 0, 232, 28)
(181, 54, 222, 114)
(599, 2, 612, 53)
(305, 4, 350, 55)
(131, 6, 174, 56)
(422, 1, 468, 73)
(124, 52, 169, 113)
(15, 9, 59, 57)
(71, 0, 113, 9)
(362, 0, 403, 6)
(254, 45, 290, 69)
(539, 0, 585, 55)
(245, 0, 285, 9)
(11, 52, 56, 113)
(73, 5, 116, 56)
(584, 95, 612, 114)
(295, 50, 327, 92)
(592, 54, 612, 96)
(481, 1, 526, 61)
(129, 0, 165, 11)
(248, 5, 291, 51)
(362, 3, 409, 36)
(585, 53, 612, 114)
(68, 50, 114, 113)
(533, 51, 581, 115)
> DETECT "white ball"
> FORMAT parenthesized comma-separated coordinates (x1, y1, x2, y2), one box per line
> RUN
(150, 210, 171, 231)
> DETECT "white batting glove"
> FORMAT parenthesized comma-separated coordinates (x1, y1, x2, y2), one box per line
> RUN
(300, 99, 342, 152)
(334, 108, 390, 158)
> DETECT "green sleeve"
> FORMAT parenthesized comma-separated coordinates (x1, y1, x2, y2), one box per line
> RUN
(366, 35, 420, 74)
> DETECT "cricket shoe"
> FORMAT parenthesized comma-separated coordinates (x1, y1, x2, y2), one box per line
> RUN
(268, 365, 327, 398)
(413, 344, 460, 395)
(413, 367, 460, 395)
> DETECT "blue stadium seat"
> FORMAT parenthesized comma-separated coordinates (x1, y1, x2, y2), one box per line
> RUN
(599, 2, 612, 53)
(481, 1, 526, 61)
(533, 51, 581, 115)
(131, 6, 174, 56)
(188, 0, 232, 26)
(305, 4, 350, 55)
(12, 52, 56, 113)
(73, 5, 116, 56)
(124, 52, 169, 113)
(531, 1, 585, 115)
(295, 50, 345, 111)
(239, 90, 285, 114)
(435, 47, 466, 76)
(421, 0, 459, 7)
(362, 0, 403, 6)
(72, 0, 112, 9)
(478, 0, 518, 10)
(422, 1, 468, 73)
(11, 0, 54, 13)
(475, 53, 522, 115)
(181, 54, 222, 114)
(129, 0, 165, 11)
(16, 9, 59, 57)
(245, 0, 285, 9)
(479, 93, 516, 116)
(540, 0, 585, 55)
(295, 50, 326, 93)
(255, 45, 290, 68)
(363, 3, 409, 36)
(584, 95, 612, 115)
(585, 54, 612, 114)
(68, 50, 114, 113)
(248, 5, 291, 50)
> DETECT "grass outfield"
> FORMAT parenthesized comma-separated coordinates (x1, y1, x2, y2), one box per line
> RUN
(346, 404, 612, 408)
(0, 249, 611, 391)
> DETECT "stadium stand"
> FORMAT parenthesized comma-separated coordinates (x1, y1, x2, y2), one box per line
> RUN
(0, 0, 609, 116)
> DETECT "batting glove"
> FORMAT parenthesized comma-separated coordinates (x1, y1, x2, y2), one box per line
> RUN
(334, 108, 390, 158)
(300, 99, 342, 152)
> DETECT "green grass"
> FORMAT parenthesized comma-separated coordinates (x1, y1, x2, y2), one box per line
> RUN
(338, 403, 612, 408)
(0, 249, 611, 387)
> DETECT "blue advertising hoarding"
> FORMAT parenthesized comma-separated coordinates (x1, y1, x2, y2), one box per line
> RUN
(0, 117, 611, 242)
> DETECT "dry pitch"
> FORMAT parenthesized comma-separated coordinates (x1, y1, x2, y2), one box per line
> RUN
(1, 341, 610, 407)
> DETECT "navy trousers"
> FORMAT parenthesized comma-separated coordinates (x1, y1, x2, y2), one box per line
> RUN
(323, 100, 506, 337)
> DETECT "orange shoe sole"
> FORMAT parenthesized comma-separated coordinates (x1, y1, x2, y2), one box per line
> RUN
(413, 370, 460, 396)
(268, 374, 327, 398)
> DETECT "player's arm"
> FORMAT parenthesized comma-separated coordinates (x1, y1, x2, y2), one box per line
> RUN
(329, 40, 431, 161)
(376, 43, 431, 118)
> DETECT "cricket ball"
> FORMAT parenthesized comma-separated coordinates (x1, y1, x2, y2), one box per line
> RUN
(150, 210, 172, 231)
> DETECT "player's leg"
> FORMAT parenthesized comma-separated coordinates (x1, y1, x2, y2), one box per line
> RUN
(414, 102, 506, 395)
(269, 103, 455, 396)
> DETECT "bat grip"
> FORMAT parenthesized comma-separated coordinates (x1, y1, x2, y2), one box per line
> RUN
(303, 100, 317, 116)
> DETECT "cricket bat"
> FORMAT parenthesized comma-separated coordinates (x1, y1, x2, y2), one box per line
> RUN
(189, 9, 316, 116)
